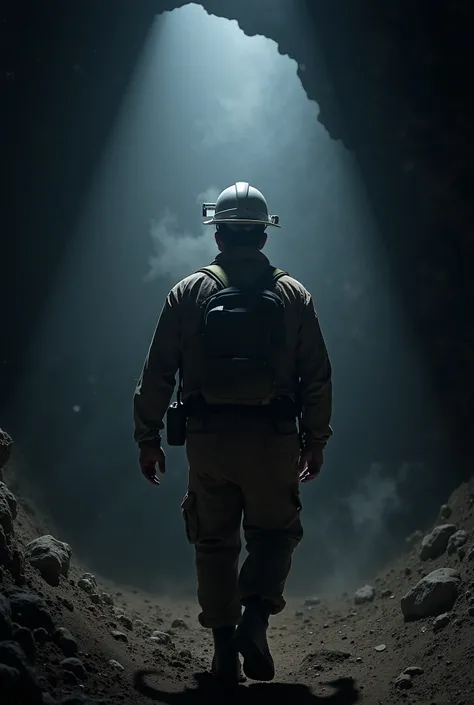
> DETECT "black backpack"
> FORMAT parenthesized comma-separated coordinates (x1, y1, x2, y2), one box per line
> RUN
(196, 263, 288, 404)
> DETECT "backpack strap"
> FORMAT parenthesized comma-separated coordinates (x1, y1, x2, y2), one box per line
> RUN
(272, 267, 288, 283)
(197, 264, 229, 289)
(254, 265, 288, 289)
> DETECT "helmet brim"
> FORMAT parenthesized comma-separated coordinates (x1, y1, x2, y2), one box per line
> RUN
(203, 217, 281, 228)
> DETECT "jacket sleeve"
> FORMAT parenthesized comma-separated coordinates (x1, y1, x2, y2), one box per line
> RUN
(133, 286, 181, 445)
(296, 291, 333, 458)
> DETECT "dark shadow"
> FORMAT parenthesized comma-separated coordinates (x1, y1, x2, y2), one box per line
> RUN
(133, 670, 360, 705)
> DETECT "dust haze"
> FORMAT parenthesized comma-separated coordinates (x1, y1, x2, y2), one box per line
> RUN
(6, 4, 448, 599)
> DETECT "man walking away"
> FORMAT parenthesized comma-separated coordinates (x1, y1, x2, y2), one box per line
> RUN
(133, 182, 332, 683)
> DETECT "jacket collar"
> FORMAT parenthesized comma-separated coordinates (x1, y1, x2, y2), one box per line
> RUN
(214, 248, 269, 266)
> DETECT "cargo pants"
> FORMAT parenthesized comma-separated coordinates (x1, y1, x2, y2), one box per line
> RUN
(181, 413, 303, 629)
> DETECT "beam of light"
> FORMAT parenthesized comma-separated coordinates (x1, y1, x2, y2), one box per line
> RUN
(10, 3, 443, 594)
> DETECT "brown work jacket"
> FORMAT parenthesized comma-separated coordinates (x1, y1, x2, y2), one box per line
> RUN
(133, 247, 332, 455)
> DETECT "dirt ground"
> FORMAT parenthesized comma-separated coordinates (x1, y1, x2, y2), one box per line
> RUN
(1, 459, 474, 705)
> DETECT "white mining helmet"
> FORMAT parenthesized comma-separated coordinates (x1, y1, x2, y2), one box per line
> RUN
(202, 182, 280, 229)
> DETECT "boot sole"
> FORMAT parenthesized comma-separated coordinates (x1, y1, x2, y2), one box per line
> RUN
(233, 633, 275, 682)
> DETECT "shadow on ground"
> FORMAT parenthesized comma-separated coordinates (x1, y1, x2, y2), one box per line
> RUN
(133, 670, 360, 705)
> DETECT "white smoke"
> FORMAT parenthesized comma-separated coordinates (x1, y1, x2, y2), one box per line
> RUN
(193, 24, 299, 152)
(144, 186, 220, 282)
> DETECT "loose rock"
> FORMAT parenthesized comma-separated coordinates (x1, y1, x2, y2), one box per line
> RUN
(433, 612, 451, 631)
(354, 585, 376, 604)
(109, 659, 124, 671)
(404, 665, 424, 676)
(111, 630, 128, 642)
(81, 573, 97, 588)
(420, 524, 457, 561)
(401, 568, 462, 620)
(100, 593, 114, 607)
(447, 530, 468, 555)
(77, 579, 95, 594)
(117, 614, 133, 631)
(171, 618, 188, 629)
(54, 627, 78, 657)
(394, 673, 413, 689)
(439, 504, 452, 519)
(25, 535, 72, 585)
(150, 630, 172, 645)
(61, 657, 87, 680)
(381, 588, 393, 598)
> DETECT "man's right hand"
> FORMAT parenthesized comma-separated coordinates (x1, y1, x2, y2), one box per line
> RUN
(298, 448, 323, 484)
(139, 443, 166, 486)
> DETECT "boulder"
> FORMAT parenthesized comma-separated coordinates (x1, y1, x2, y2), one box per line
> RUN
(26, 535, 72, 585)
(12, 625, 36, 661)
(401, 568, 462, 620)
(54, 627, 78, 657)
(354, 585, 376, 604)
(60, 657, 87, 681)
(171, 618, 188, 629)
(0, 641, 43, 702)
(0, 663, 21, 704)
(5, 588, 55, 633)
(419, 524, 457, 561)
(447, 530, 468, 555)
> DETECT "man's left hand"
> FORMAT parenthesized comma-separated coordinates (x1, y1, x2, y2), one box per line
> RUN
(298, 449, 323, 484)
(139, 444, 166, 486)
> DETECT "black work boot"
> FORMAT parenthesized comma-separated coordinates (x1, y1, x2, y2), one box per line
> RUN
(211, 626, 241, 683)
(233, 597, 275, 681)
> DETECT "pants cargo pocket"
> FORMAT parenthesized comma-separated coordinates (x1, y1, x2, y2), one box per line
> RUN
(181, 491, 199, 544)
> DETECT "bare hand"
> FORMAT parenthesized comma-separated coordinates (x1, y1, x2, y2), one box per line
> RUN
(139, 445, 166, 486)
(298, 449, 322, 484)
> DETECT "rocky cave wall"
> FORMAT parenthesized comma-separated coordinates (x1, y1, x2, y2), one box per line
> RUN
(2, 0, 474, 462)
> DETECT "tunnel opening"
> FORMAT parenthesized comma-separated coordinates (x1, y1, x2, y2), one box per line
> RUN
(4, 3, 449, 600)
